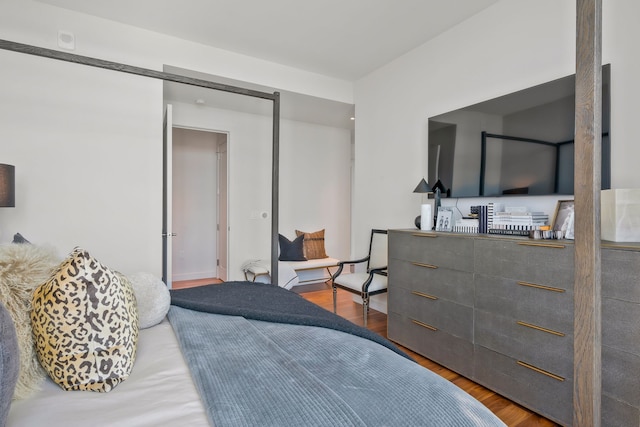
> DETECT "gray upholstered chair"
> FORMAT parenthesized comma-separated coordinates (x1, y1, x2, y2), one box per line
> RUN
(331, 229, 388, 327)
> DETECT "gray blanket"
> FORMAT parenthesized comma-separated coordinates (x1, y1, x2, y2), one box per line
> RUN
(168, 306, 505, 426)
(170, 281, 409, 359)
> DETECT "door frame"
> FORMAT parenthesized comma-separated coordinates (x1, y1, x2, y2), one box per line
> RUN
(216, 137, 229, 281)
(162, 104, 173, 288)
(163, 120, 230, 284)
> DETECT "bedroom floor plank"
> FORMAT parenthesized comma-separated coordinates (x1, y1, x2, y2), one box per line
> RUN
(300, 286, 560, 427)
(172, 278, 222, 289)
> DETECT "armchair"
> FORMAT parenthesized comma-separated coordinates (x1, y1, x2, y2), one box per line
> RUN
(331, 229, 388, 327)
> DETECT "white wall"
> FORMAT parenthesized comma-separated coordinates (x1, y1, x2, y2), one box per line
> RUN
(0, 0, 353, 278)
(0, 49, 162, 274)
(278, 121, 352, 260)
(352, 0, 640, 255)
(170, 102, 352, 280)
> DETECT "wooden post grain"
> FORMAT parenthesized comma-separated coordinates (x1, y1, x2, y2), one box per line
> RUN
(574, 0, 602, 425)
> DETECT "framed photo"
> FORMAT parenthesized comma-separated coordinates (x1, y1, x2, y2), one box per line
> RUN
(435, 207, 453, 232)
(552, 199, 575, 238)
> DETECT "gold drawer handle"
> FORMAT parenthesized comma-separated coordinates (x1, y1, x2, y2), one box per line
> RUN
(412, 233, 437, 238)
(517, 281, 565, 293)
(517, 361, 565, 382)
(412, 262, 438, 269)
(412, 291, 438, 300)
(517, 321, 565, 337)
(517, 242, 566, 249)
(411, 319, 438, 331)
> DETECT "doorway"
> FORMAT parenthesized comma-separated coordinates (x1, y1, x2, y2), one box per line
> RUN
(171, 127, 229, 285)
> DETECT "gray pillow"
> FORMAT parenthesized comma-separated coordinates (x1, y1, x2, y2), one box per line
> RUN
(1, 301, 19, 426)
(278, 234, 306, 261)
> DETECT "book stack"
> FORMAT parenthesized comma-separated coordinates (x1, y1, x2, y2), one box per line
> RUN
(487, 202, 504, 230)
(468, 205, 490, 233)
(489, 209, 549, 235)
(453, 218, 479, 234)
(478, 206, 489, 233)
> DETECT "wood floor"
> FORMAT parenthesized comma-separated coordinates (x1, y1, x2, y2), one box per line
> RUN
(173, 278, 558, 427)
(172, 277, 222, 289)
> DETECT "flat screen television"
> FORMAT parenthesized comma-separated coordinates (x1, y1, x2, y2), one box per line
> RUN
(427, 64, 610, 198)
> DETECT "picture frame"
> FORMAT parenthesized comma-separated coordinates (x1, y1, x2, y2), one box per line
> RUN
(435, 207, 454, 232)
(552, 199, 575, 239)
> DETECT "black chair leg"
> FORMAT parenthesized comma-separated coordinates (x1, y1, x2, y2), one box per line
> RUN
(332, 286, 338, 314)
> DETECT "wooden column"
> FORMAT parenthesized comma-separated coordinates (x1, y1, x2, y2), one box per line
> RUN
(574, 0, 602, 425)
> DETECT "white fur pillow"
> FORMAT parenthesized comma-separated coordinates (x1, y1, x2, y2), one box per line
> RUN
(0, 244, 59, 399)
(127, 272, 170, 329)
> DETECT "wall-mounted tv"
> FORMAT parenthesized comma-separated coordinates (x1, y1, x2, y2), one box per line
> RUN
(427, 64, 610, 198)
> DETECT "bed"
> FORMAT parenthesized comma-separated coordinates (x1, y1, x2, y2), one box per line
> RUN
(1, 245, 505, 427)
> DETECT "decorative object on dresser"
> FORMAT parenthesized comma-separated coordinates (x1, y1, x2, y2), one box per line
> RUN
(412, 177, 432, 230)
(331, 229, 388, 327)
(551, 200, 575, 239)
(435, 207, 454, 232)
(387, 229, 640, 427)
(601, 189, 640, 242)
(431, 178, 448, 226)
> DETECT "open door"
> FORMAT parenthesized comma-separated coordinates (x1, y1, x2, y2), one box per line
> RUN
(162, 104, 173, 288)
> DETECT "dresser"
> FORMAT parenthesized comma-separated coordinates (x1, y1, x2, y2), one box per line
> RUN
(387, 230, 640, 427)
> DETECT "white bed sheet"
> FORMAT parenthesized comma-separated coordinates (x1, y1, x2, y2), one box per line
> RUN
(7, 319, 210, 427)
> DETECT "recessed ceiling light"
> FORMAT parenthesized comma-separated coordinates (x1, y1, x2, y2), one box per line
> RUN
(195, 99, 205, 105)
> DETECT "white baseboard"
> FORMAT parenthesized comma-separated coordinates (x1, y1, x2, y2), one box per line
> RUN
(351, 293, 387, 314)
(296, 268, 332, 285)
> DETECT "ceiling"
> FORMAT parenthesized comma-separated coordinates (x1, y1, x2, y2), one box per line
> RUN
(36, 0, 499, 81)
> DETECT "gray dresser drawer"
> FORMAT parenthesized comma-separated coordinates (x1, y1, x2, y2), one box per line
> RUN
(602, 393, 640, 427)
(602, 344, 640, 409)
(388, 285, 473, 340)
(388, 231, 474, 272)
(602, 247, 640, 303)
(388, 311, 473, 377)
(475, 309, 573, 379)
(475, 239, 574, 289)
(388, 258, 474, 306)
(475, 273, 574, 333)
(474, 345, 572, 426)
(602, 297, 640, 356)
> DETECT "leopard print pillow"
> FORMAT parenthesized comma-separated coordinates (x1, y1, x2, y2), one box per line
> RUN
(31, 247, 139, 392)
